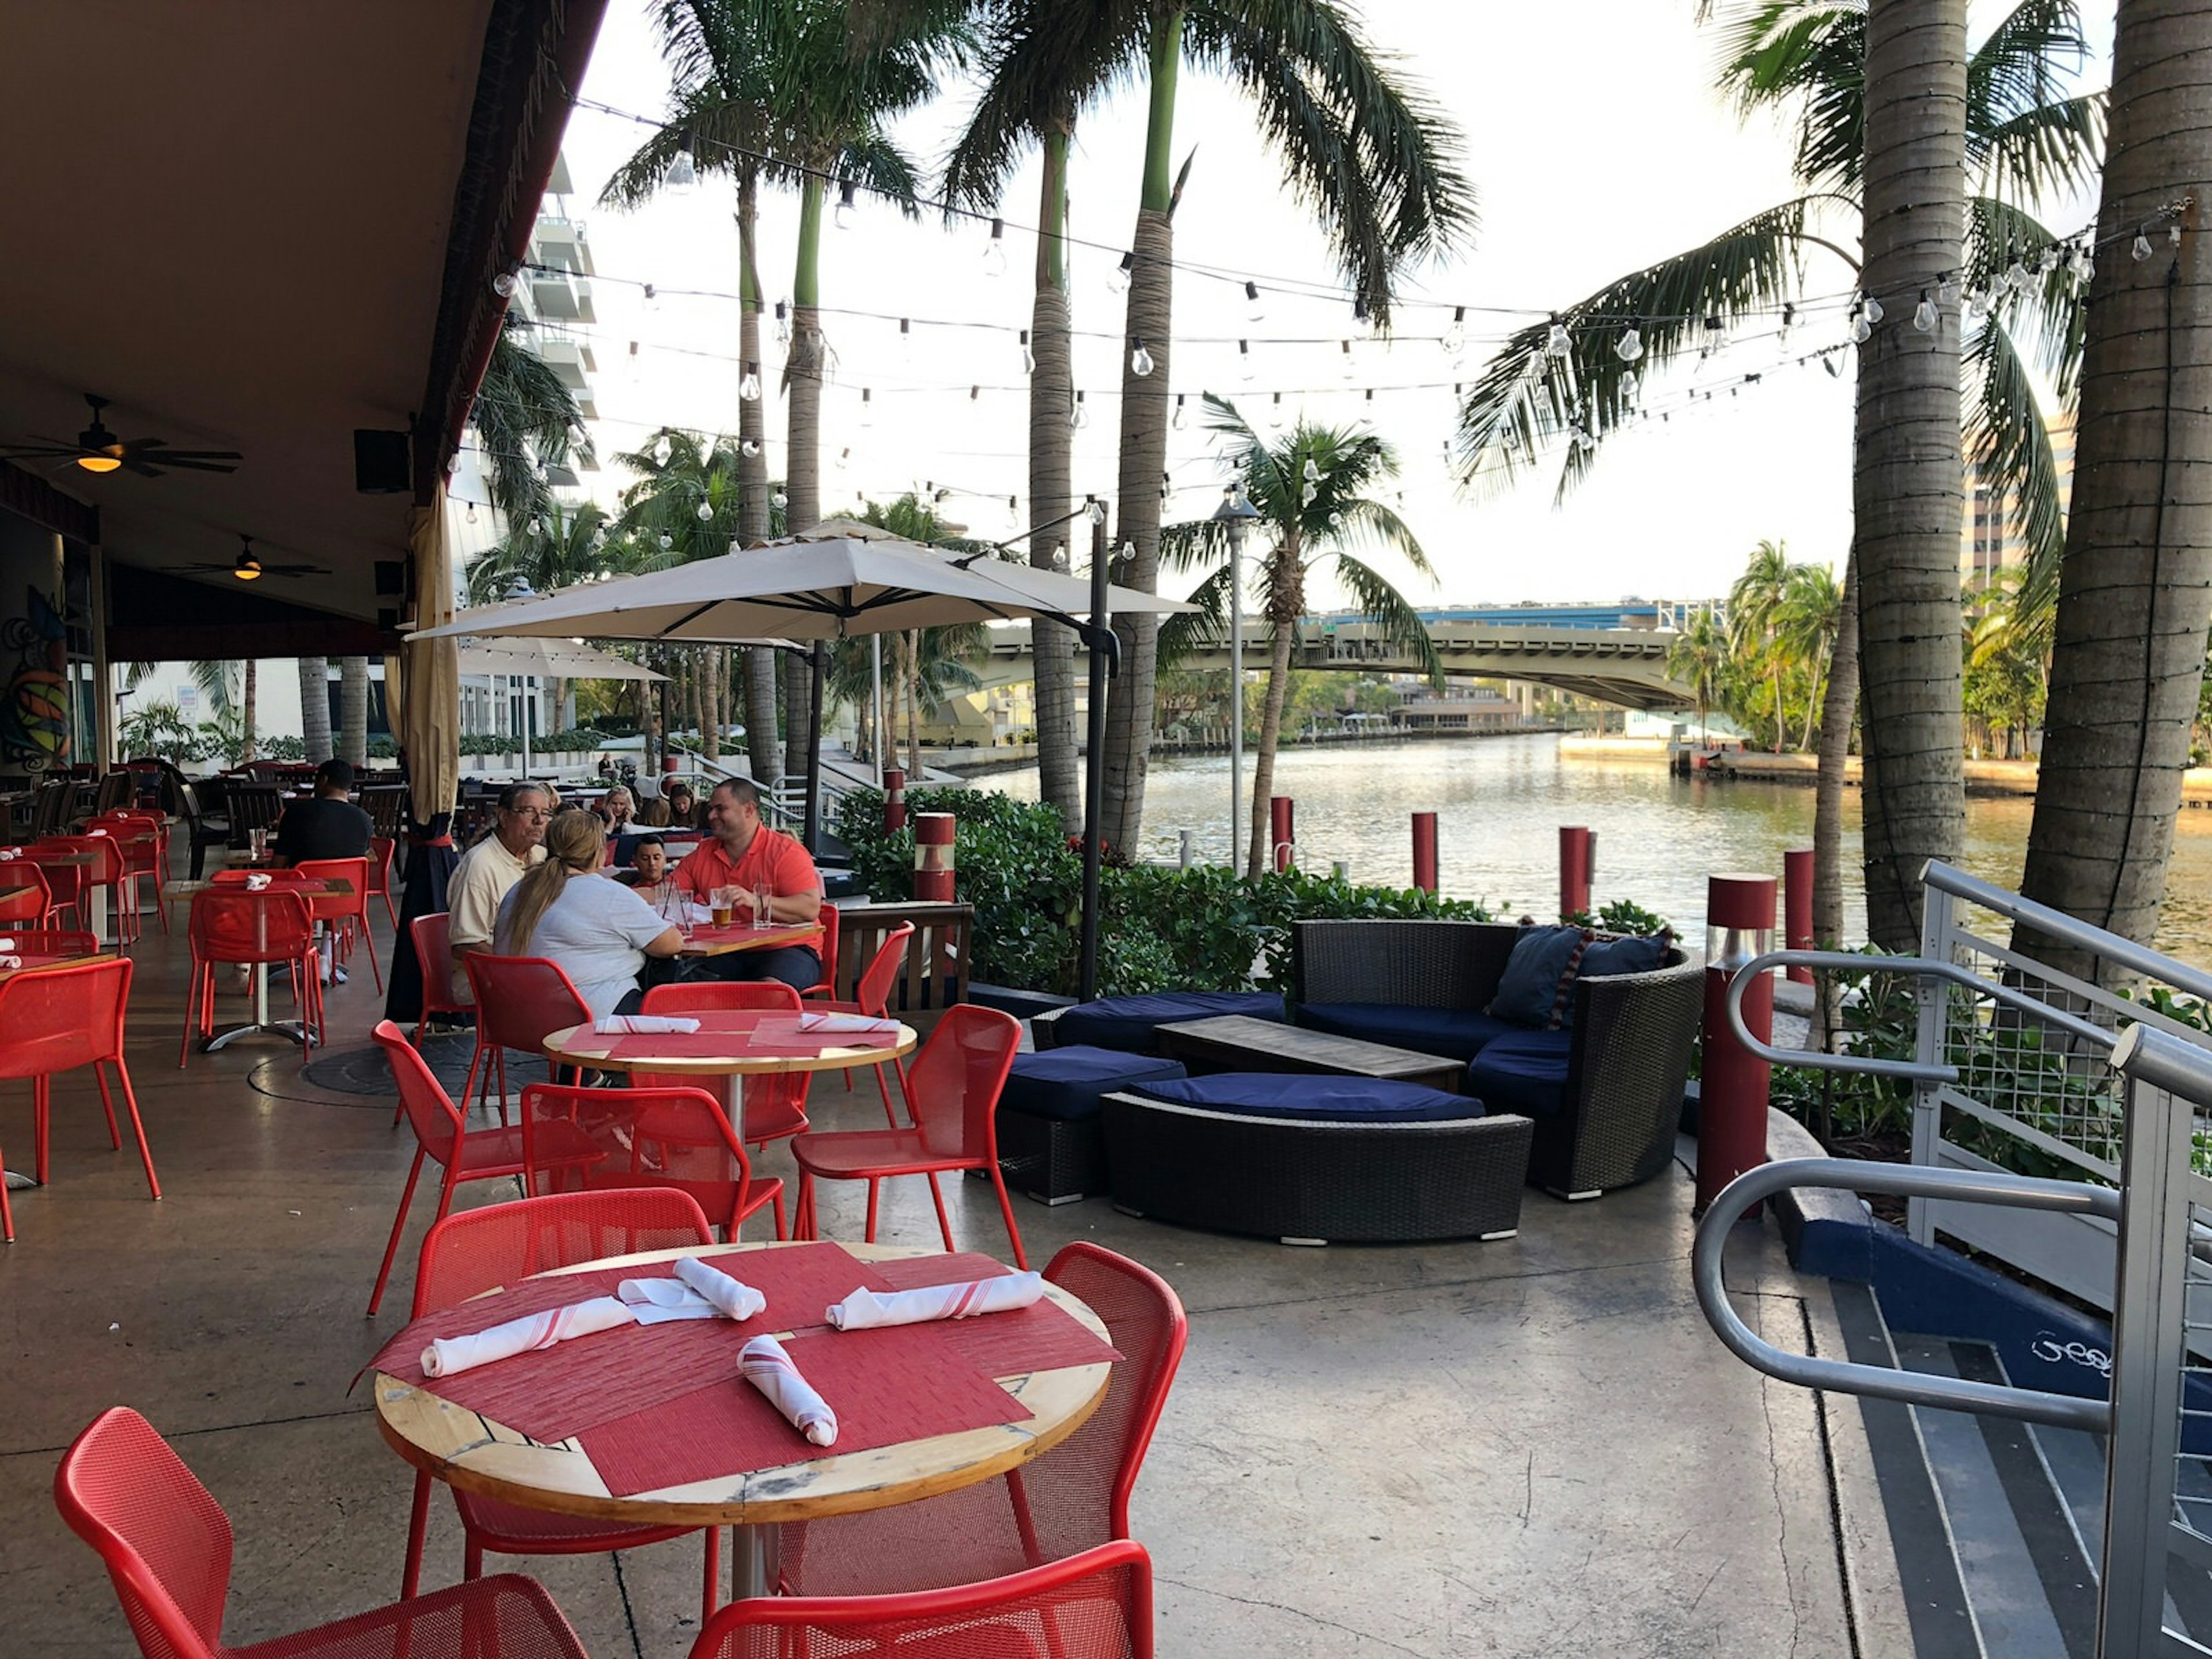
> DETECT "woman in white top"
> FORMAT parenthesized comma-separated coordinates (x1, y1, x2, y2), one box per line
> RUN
(494, 808, 684, 1019)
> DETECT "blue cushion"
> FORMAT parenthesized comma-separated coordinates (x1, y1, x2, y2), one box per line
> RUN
(1466, 1031, 1575, 1121)
(1560, 934, 1674, 1031)
(1295, 1002, 1524, 1062)
(1129, 1073, 1480, 1124)
(1486, 926, 1592, 1030)
(1003, 1047, 1187, 1122)
(1054, 991, 1286, 1055)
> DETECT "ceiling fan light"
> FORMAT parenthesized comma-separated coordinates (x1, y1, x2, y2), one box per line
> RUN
(75, 453, 122, 474)
(233, 556, 262, 580)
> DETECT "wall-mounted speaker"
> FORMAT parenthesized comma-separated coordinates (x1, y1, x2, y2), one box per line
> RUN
(373, 559, 406, 596)
(353, 430, 410, 495)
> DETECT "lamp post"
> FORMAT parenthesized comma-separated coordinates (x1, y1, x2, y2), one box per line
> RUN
(1212, 482, 1261, 869)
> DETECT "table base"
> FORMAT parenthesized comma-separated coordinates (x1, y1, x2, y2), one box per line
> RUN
(733, 1524, 778, 1602)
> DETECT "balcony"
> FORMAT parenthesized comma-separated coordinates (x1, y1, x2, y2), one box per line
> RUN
(536, 337, 596, 391)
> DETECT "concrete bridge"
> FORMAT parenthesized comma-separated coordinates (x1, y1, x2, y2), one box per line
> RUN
(972, 616, 1697, 712)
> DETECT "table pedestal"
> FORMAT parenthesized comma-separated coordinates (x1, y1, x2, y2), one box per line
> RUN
(732, 1522, 778, 1602)
(203, 963, 313, 1050)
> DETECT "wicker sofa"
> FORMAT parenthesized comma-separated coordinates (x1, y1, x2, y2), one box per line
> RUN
(1290, 918, 1703, 1199)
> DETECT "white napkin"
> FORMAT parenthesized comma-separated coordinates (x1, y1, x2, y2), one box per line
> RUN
(419, 1295, 637, 1378)
(0, 849, 21, 860)
(244, 873, 272, 891)
(740, 1334, 837, 1446)
(0, 956, 22, 971)
(827, 1272, 1046, 1331)
(86, 827, 108, 838)
(592, 1013, 702, 1035)
(616, 1258, 767, 1324)
(797, 1011, 901, 1036)
(0, 938, 16, 951)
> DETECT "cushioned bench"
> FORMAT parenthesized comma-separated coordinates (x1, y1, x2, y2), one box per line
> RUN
(1102, 1074, 1532, 1246)
(1033, 990, 1286, 1055)
(995, 1045, 1186, 1205)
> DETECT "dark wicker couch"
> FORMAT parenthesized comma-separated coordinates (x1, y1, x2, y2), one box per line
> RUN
(1291, 918, 1703, 1199)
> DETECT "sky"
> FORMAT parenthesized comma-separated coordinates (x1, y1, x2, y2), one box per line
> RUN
(537, 0, 2107, 611)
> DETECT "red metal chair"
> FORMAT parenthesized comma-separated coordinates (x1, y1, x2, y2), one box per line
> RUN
(293, 855, 382, 991)
(521, 1081, 785, 1240)
(18, 841, 91, 933)
(365, 1020, 600, 1316)
(0, 862, 56, 927)
(790, 1003, 1027, 1267)
(0, 956, 157, 1242)
(775, 1243, 1188, 1596)
(691, 1540, 1154, 1659)
(400, 1190, 724, 1612)
(91, 810, 168, 933)
(638, 979, 812, 1145)
(0, 928, 100, 956)
(55, 1406, 592, 1659)
(180, 888, 321, 1066)
(802, 900, 840, 999)
(409, 911, 474, 1045)
(803, 921, 914, 1125)
(460, 955, 590, 1125)
(368, 834, 397, 927)
(37, 833, 137, 941)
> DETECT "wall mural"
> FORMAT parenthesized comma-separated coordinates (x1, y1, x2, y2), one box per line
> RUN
(0, 586, 71, 771)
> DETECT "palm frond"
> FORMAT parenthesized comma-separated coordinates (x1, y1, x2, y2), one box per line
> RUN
(1707, 2, 1866, 190)
(1967, 196, 2082, 388)
(1976, 93, 2104, 211)
(1964, 316, 2067, 616)
(1158, 518, 1232, 576)
(1329, 497, 1432, 577)
(1968, 0, 2089, 137)
(1156, 565, 1233, 666)
(1331, 554, 1443, 684)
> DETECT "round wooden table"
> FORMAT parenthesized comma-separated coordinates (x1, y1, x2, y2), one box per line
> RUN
(373, 1239, 1112, 1600)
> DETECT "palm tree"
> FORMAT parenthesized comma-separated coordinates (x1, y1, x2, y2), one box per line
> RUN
(296, 658, 332, 763)
(470, 315, 594, 534)
(2016, 0, 2212, 983)
(463, 499, 631, 606)
(1157, 396, 1441, 877)
(189, 661, 253, 765)
(1666, 608, 1730, 740)
(1455, 0, 2099, 948)
(1772, 560, 1845, 750)
(338, 657, 372, 767)
(1728, 540, 1795, 751)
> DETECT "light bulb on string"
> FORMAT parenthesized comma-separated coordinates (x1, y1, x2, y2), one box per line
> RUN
(1238, 339, 1253, 380)
(1131, 335, 1154, 377)
(1050, 542, 1067, 570)
(1965, 285, 1990, 317)
(526, 516, 542, 536)
(1107, 252, 1133, 294)
(666, 149, 696, 190)
(728, 537, 742, 556)
(1086, 498, 1108, 526)
(492, 267, 521, 298)
(1301, 483, 1317, 507)
(1615, 320, 1643, 363)
(2133, 230, 2154, 262)
(898, 317, 912, 357)
(1862, 296, 1884, 325)
(740, 437, 761, 459)
(1442, 306, 1465, 355)
(1266, 393, 1285, 431)
(859, 388, 873, 428)
(1339, 339, 1356, 379)
(591, 527, 605, 548)
(1937, 272, 1960, 307)
(1018, 328, 1034, 374)
(739, 363, 762, 401)
(1849, 302, 1872, 345)
(834, 180, 858, 230)
(969, 385, 980, 402)
(1070, 391, 1089, 429)
(771, 490, 787, 510)
(836, 446, 850, 470)
(2032, 245, 2056, 276)
(1620, 369, 1639, 404)
(982, 218, 1007, 277)
(1172, 393, 1187, 430)
(1703, 313, 1728, 350)
(1913, 290, 1937, 332)
(642, 283, 658, 308)
(774, 300, 790, 344)
(695, 499, 715, 521)
(2005, 256, 2032, 292)
(464, 502, 477, 522)
(1245, 281, 1264, 321)
(658, 532, 673, 551)
(1824, 355, 1842, 378)
(1779, 302, 1796, 346)
(1302, 458, 1321, 484)
(1544, 314, 1572, 358)
(2068, 240, 2094, 284)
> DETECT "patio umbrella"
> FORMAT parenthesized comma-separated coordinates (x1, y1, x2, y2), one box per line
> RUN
(456, 639, 667, 777)
(382, 493, 463, 1028)
(414, 524, 1191, 986)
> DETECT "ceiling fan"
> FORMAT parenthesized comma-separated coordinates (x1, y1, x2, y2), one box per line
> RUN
(162, 535, 327, 583)
(0, 393, 242, 477)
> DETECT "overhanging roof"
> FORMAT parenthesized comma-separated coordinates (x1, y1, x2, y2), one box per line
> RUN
(0, 0, 605, 634)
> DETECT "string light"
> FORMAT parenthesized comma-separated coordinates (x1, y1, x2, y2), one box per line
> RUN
(1172, 393, 1187, 429)
(1018, 329, 1034, 373)
(834, 180, 858, 230)
(527, 516, 542, 535)
(1849, 301, 1872, 345)
(1131, 336, 1154, 377)
(658, 532, 673, 550)
(2133, 230, 2154, 262)
(666, 149, 697, 190)
(492, 268, 521, 298)
(859, 388, 873, 427)
(1441, 306, 1465, 355)
(695, 499, 714, 521)
(1245, 280, 1264, 321)
(1544, 314, 1571, 358)
(771, 489, 787, 510)
(1912, 290, 1937, 332)
(741, 437, 761, 457)
(1339, 339, 1355, 378)
(1238, 339, 1253, 379)
(774, 300, 790, 343)
(2067, 240, 2093, 284)
(1070, 391, 1089, 429)
(982, 218, 1007, 277)
(1615, 321, 1643, 363)
(2005, 256, 2032, 292)
(1107, 252, 1134, 294)
(738, 362, 762, 401)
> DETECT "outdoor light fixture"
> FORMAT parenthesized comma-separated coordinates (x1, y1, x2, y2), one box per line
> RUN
(772, 490, 788, 510)
(1544, 315, 1571, 358)
(1019, 329, 1035, 373)
(1245, 280, 1264, 321)
(696, 499, 714, 521)
(233, 543, 263, 581)
(1442, 305, 1465, 354)
(527, 516, 543, 536)
(1213, 480, 1263, 868)
(1085, 497, 1108, 525)
(1172, 393, 1187, 429)
(1107, 252, 1134, 294)
(666, 149, 698, 190)
(835, 180, 858, 229)
(492, 267, 521, 298)
(1912, 291, 1938, 333)
(1615, 321, 1643, 363)
(739, 363, 762, 401)
(774, 300, 790, 343)
(1130, 336, 1154, 377)
(1071, 391, 1089, 429)
(658, 532, 673, 550)
(983, 218, 1007, 276)
(741, 437, 761, 458)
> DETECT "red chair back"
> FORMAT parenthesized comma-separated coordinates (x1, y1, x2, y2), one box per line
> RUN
(188, 889, 313, 965)
(464, 955, 590, 1055)
(807, 903, 840, 997)
(639, 980, 809, 1141)
(2, 929, 100, 956)
(852, 922, 914, 1019)
(372, 1018, 467, 1169)
(0, 955, 131, 1080)
(640, 980, 802, 1016)
(294, 856, 369, 902)
(522, 1082, 770, 1237)
(0, 863, 54, 926)
(688, 1540, 1153, 1659)
(412, 1190, 713, 1318)
(411, 912, 468, 1007)
(211, 868, 313, 885)
(907, 1004, 1021, 1162)
(54, 1407, 236, 1659)
(369, 834, 395, 891)
(38, 834, 126, 885)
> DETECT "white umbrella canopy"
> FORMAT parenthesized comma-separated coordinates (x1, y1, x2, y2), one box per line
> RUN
(411, 527, 1190, 645)
(454, 638, 668, 681)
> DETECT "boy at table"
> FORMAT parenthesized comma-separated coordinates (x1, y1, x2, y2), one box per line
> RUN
(669, 777, 821, 991)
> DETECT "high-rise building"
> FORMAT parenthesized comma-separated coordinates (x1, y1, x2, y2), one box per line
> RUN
(1961, 408, 2074, 589)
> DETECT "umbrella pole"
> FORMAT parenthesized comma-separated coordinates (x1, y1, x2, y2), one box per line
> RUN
(870, 634, 884, 787)
(521, 674, 533, 778)
(1079, 518, 1112, 1002)
(803, 641, 827, 853)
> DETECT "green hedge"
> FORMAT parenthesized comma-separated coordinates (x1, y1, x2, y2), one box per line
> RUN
(834, 786, 1491, 998)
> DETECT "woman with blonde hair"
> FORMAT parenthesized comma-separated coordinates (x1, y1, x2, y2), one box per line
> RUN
(493, 807, 684, 1018)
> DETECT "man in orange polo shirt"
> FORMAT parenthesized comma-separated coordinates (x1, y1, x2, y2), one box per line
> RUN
(671, 777, 823, 990)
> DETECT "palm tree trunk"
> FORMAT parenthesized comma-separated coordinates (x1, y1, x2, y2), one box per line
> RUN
(904, 630, 922, 778)
(1853, 0, 1968, 950)
(1814, 552, 1860, 949)
(1769, 660, 1786, 750)
(1101, 13, 1184, 854)
(736, 165, 783, 784)
(785, 172, 827, 794)
(297, 658, 332, 763)
(2016, 0, 2212, 981)
(1029, 119, 1081, 830)
(701, 650, 721, 764)
(339, 657, 370, 766)
(1245, 618, 1297, 880)
(1800, 657, 1825, 752)
(241, 659, 257, 763)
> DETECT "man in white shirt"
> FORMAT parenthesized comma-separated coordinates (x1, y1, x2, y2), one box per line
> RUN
(446, 783, 551, 1001)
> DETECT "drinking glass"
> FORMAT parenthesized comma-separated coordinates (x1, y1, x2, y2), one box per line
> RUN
(753, 885, 773, 927)
(249, 827, 268, 863)
(710, 886, 736, 927)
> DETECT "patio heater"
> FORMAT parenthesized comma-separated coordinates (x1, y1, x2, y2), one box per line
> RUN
(1212, 482, 1261, 868)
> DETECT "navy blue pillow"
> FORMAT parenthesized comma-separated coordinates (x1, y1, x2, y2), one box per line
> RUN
(1559, 933, 1673, 1031)
(1130, 1073, 1480, 1124)
(1486, 926, 1590, 1029)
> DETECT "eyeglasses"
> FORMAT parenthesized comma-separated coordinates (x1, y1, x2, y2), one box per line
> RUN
(505, 806, 553, 821)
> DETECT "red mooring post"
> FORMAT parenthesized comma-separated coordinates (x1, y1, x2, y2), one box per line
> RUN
(913, 810, 955, 902)
(1559, 825, 1593, 918)
(1696, 872, 1778, 1217)
(1270, 796, 1295, 873)
(883, 767, 907, 834)
(1783, 848, 1815, 984)
(1411, 812, 1438, 893)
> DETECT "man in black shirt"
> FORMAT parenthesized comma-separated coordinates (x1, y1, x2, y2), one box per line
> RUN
(271, 759, 374, 866)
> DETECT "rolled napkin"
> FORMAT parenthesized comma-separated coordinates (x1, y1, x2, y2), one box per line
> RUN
(244, 873, 272, 891)
(0, 848, 21, 859)
(86, 827, 108, 837)
(592, 1013, 702, 1035)
(420, 1296, 637, 1378)
(827, 1271, 1046, 1331)
(615, 1257, 767, 1324)
(740, 1334, 838, 1446)
(0, 956, 22, 971)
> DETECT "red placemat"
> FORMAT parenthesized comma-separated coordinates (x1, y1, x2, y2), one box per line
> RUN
(601, 1032, 763, 1060)
(872, 1252, 1012, 1291)
(851, 1252, 1123, 1376)
(373, 1243, 894, 1441)
(576, 1323, 1027, 1497)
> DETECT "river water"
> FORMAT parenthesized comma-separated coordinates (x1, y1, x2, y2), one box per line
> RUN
(987, 733, 2212, 969)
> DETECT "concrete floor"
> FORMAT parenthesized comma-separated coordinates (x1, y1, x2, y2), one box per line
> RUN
(0, 887, 1900, 1658)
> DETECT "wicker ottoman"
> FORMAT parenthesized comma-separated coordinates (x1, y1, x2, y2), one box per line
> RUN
(1102, 1074, 1533, 1246)
(996, 1046, 1187, 1205)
